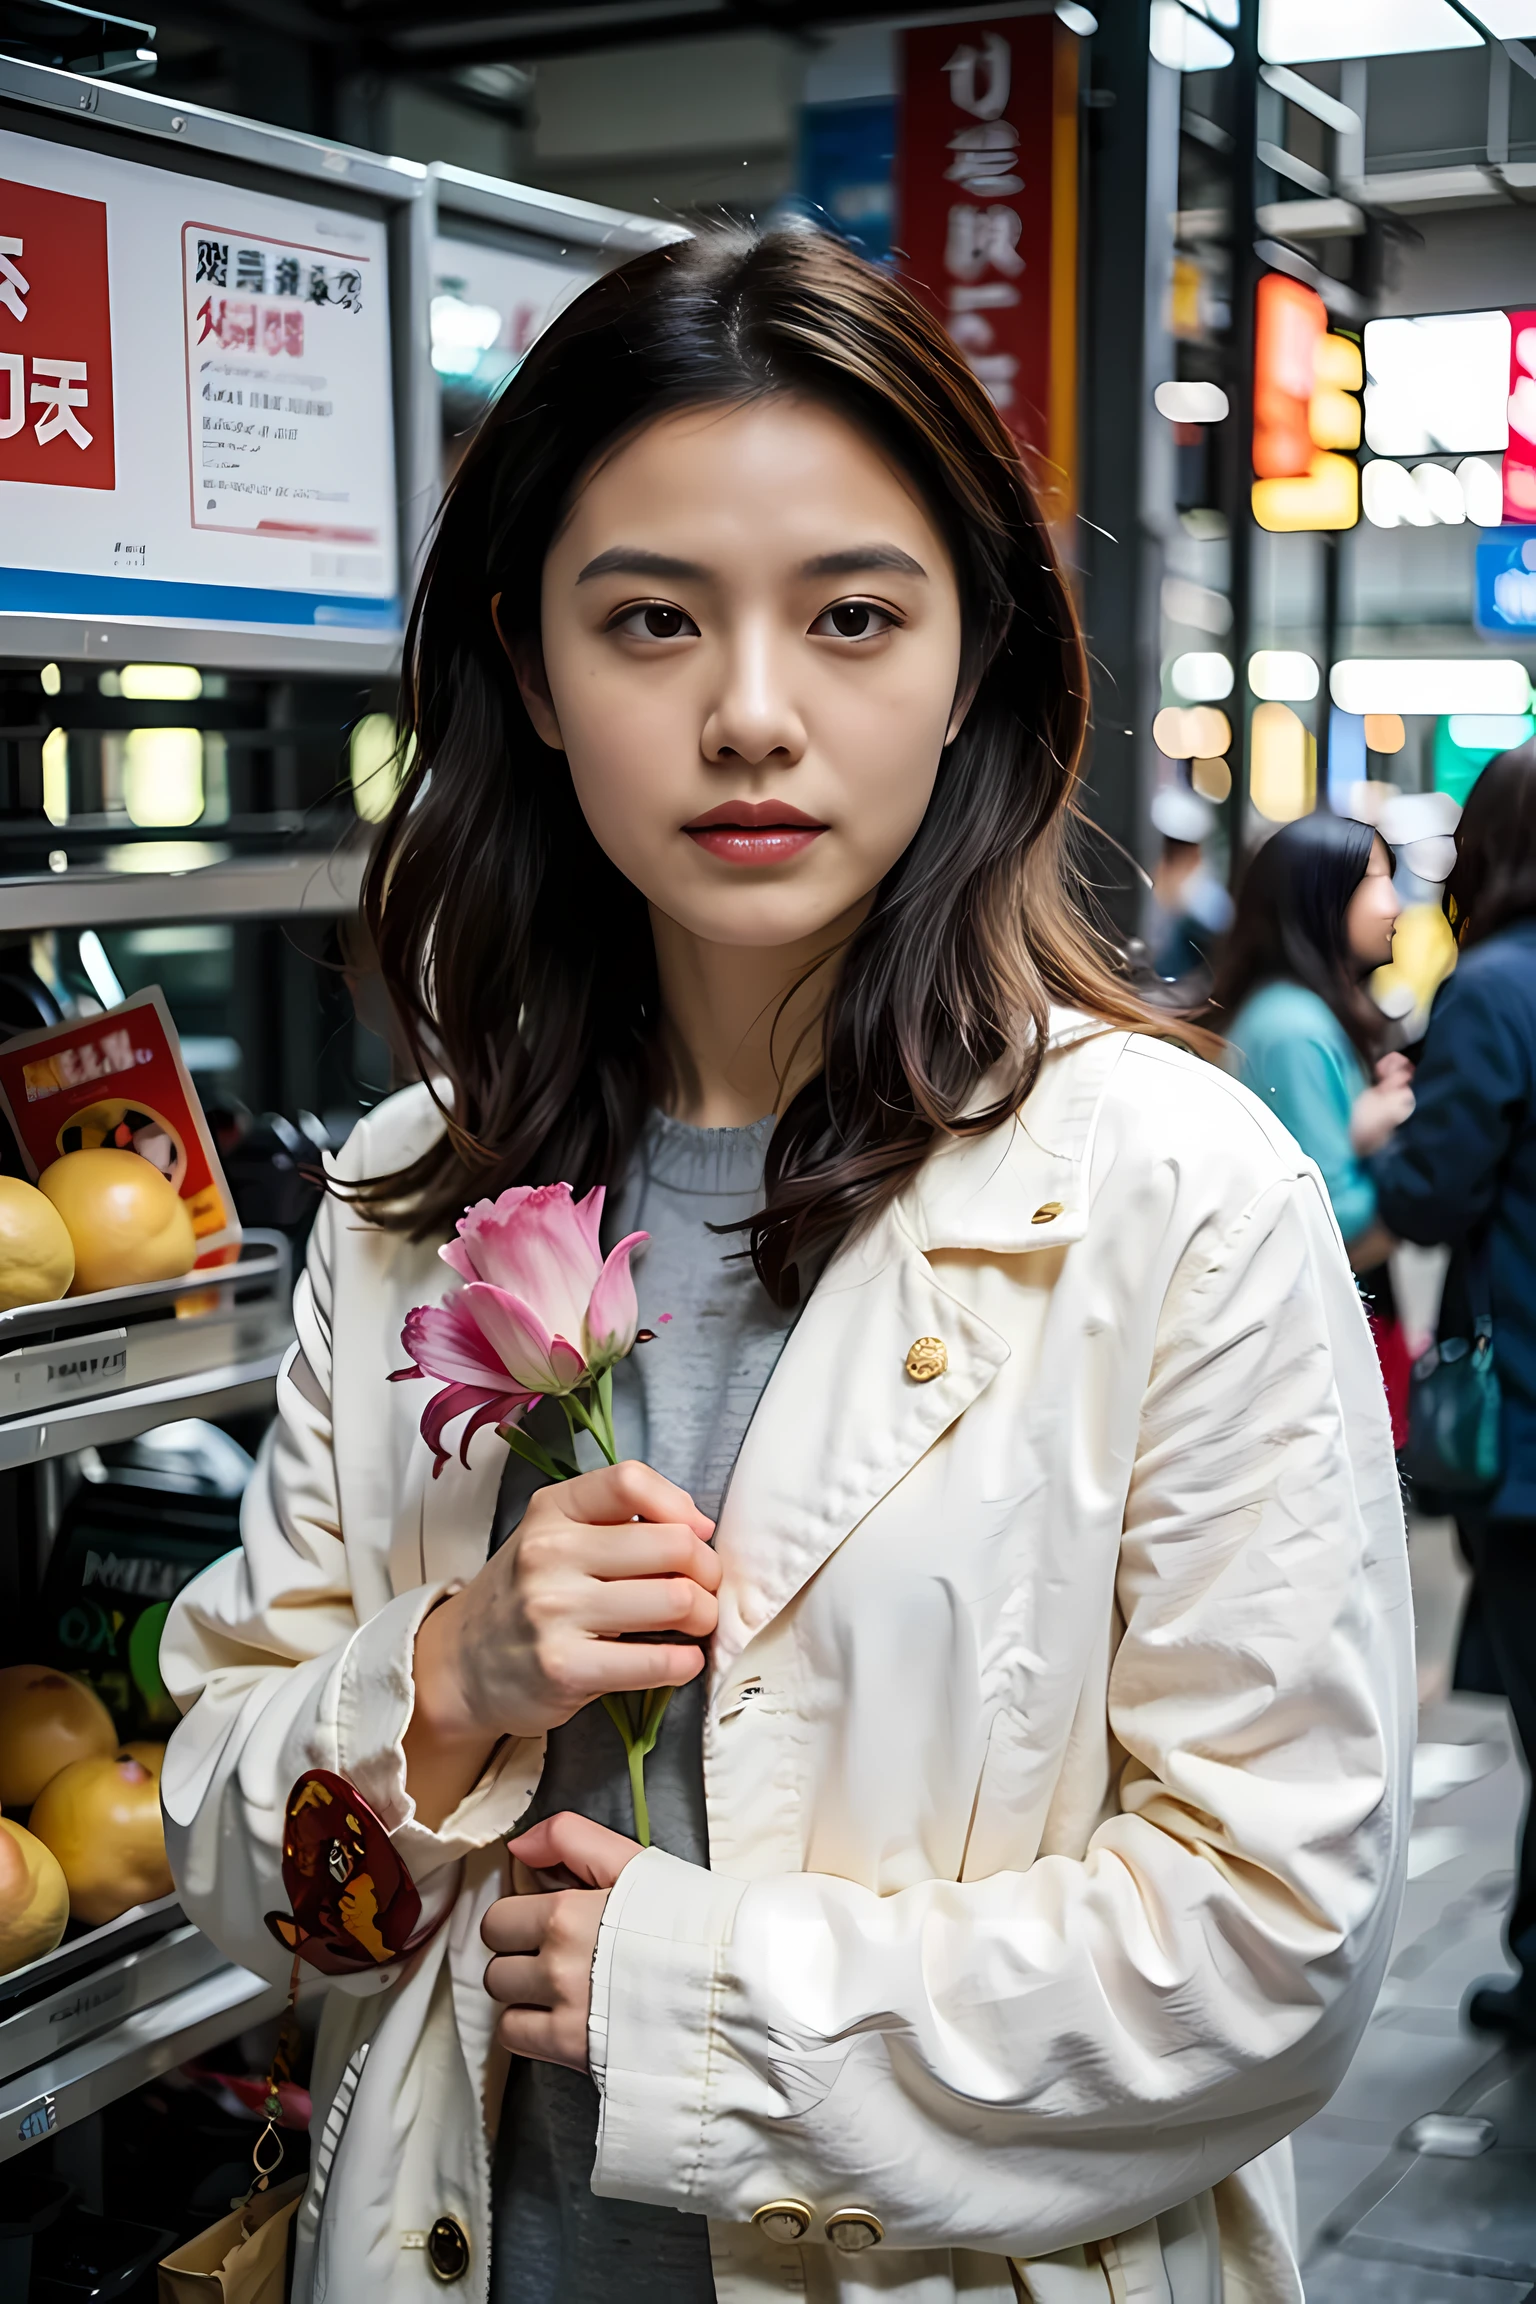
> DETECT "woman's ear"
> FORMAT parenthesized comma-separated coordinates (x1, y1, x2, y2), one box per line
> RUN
(490, 592, 565, 752)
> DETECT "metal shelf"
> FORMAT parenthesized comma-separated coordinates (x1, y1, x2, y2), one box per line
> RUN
(0, 845, 367, 931)
(0, 1351, 287, 1468)
(0, 1956, 287, 2161)
(0, 1232, 294, 1467)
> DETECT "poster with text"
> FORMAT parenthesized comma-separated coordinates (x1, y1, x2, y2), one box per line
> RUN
(896, 17, 1079, 521)
(0, 125, 398, 643)
(184, 222, 390, 583)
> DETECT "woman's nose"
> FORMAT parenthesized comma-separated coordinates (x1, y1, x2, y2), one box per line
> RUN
(701, 630, 807, 768)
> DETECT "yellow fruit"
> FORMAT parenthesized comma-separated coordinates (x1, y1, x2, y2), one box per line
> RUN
(0, 1175, 75, 1311)
(39, 1148, 196, 1295)
(0, 1816, 69, 1972)
(120, 1740, 166, 1779)
(0, 1665, 118, 1808)
(28, 1751, 172, 1927)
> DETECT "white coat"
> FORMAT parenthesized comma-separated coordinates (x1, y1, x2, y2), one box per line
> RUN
(160, 1018, 1414, 2304)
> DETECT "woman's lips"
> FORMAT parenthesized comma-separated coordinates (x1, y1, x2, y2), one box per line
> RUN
(683, 799, 827, 866)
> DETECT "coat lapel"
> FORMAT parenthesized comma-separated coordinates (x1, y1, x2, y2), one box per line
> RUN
(708, 1214, 1011, 1682)
(708, 1024, 1128, 1686)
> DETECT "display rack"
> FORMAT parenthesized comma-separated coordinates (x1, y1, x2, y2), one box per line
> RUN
(0, 1232, 294, 1470)
(0, 1948, 287, 2163)
(0, 845, 369, 934)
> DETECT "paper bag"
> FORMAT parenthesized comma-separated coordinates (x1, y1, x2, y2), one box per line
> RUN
(159, 2174, 306, 2304)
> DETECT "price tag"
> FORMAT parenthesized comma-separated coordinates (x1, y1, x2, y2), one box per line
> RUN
(0, 1329, 129, 1417)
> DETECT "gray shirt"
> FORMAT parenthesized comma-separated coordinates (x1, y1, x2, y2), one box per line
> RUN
(491, 1113, 796, 2304)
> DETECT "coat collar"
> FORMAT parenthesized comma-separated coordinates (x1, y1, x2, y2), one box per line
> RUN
(707, 1017, 1128, 1684)
(899, 1011, 1126, 1255)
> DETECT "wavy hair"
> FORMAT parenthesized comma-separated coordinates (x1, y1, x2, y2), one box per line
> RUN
(351, 227, 1159, 1302)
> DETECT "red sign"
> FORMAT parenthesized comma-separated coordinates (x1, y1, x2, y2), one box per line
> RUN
(1504, 309, 1536, 524)
(896, 17, 1078, 513)
(0, 988, 239, 1266)
(0, 175, 115, 491)
(1253, 272, 1325, 480)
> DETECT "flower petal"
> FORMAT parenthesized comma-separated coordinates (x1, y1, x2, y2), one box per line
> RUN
(398, 1298, 511, 1389)
(419, 1380, 539, 1478)
(456, 1391, 536, 1469)
(440, 1186, 540, 1284)
(420, 1382, 494, 1477)
(546, 1335, 588, 1389)
(584, 1231, 647, 1366)
(572, 1185, 606, 1264)
(460, 1281, 589, 1396)
(496, 1183, 607, 1342)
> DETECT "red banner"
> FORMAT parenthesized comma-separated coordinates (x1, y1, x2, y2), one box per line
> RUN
(0, 175, 115, 491)
(1504, 308, 1536, 524)
(896, 17, 1078, 515)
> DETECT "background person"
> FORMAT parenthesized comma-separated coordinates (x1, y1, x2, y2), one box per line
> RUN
(1372, 742, 1536, 2043)
(1210, 814, 1415, 1434)
(1144, 783, 1234, 988)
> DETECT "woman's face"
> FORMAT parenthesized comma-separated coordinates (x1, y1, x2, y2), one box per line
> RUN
(514, 395, 967, 952)
(1345, 835, 1402, 971)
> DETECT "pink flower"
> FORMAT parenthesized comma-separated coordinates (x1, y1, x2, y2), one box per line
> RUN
(393, 1183, 647, 1476)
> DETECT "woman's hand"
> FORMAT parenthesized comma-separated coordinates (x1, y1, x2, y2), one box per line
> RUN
(1350, 1053, 1416, 1156)
(483, 1812, 643, 2070)
(403, 1462, 719, 1827)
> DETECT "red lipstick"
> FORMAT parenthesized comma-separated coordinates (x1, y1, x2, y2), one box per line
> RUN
(683, 798, 827, 865)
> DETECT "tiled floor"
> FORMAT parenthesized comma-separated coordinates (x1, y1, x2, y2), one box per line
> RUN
(1297, 1516, 1535, 2299)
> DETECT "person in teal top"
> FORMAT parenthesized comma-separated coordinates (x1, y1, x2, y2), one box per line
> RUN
(1210, 817, 1414, 1441)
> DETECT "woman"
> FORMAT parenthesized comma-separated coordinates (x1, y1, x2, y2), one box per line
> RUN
(1211, 815, 1415, 1435)
(1372, 744, 1536, 2044)
(161, 231, 1411, 2304)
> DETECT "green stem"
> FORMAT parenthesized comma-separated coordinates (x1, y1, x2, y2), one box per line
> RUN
(626, 1737, 651, 1848)
(564, 1385, 619, 1465)
(599, 1684, 675, 1847)
(498, 1421, 576, 1483)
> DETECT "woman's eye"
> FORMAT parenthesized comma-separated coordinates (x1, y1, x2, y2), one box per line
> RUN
(612, 603, 698, 641)
(812, 600, 897, 641)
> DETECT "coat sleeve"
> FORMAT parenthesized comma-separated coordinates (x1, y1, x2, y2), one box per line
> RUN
(586, 1169, 1413, 2255)
(1373, 955, 1532, 1247)
(159, 1121, 541, 1992)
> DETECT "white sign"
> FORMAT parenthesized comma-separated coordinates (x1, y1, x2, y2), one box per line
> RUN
(433, 231, 596, 383)
(1364, 311, 1511, 458)
(0, 124, 399, 642)
(184, 222, 389, 586)
(0, 1329, 129, 1417)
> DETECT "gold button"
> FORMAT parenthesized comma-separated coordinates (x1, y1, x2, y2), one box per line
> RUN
(826, 2208, 884, 2252)
(752, 2199, 813, 2244)
(1031, 1200, 1064, 1225)
(425, 2215, 471, 2282)
(904, 1336, 947, 1382)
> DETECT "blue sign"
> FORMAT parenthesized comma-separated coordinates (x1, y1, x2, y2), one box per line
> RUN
(1476, 526, 1536, 636)
(798, 100, 896, 266)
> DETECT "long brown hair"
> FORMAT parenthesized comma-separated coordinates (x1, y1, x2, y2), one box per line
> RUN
(354, 226, 1156, 1302)
(1445, 740, 1536, 949)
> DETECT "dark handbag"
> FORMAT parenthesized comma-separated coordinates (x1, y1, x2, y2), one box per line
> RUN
(1402, 1241, 1502, 1499)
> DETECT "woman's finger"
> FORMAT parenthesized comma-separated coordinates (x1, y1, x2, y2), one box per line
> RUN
(482, 1892, 553, 1956)
(495, 2006, 584, 2069)
(580, 1574, 719, 1639)
(554, 1459, 714, 1539)
(507, 1811, 641, 1888)
(570, 1524, 723, 1592)
(485, 1951, 556, 2007)
(562, 1639, 707, 1699)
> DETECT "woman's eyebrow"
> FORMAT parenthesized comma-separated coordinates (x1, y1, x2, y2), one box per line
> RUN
(799, 545, 928, 580)
(576, 547, 707, 584)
